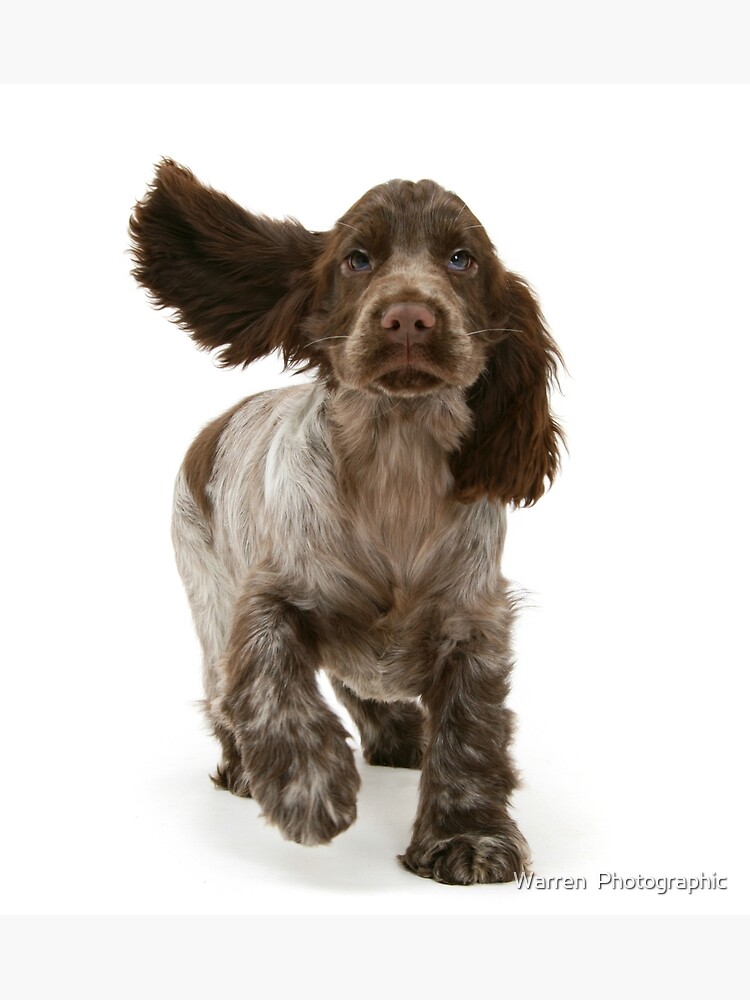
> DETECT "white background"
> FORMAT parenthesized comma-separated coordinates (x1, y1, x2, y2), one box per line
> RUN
(1, 84, 748, 920)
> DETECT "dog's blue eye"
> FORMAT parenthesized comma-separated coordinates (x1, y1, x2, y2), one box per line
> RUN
(448, 250, 473, 271)
(347, 251, 372, 272)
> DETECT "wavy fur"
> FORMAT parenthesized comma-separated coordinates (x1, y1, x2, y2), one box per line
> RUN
(130, 162, 564, 884)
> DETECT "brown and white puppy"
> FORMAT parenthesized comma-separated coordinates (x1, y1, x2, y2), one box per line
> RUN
(130, 160, 563, 884)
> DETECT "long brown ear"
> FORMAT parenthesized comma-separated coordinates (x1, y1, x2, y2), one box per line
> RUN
(129, 159, 325, 369)
(451, 272, 564, 506)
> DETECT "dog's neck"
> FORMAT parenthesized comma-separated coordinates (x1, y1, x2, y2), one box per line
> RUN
(327, 385, 472, 508)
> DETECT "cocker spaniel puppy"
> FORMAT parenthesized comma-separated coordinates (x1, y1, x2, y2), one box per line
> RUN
(130, 160, 563, 885)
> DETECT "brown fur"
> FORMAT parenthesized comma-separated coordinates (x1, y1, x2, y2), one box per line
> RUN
(183, 396, 251, 523)
(130, 161, 564, 884)
(131, 161, 562, 504)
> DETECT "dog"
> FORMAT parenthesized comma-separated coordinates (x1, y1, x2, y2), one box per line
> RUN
(129, 160, 563, 884)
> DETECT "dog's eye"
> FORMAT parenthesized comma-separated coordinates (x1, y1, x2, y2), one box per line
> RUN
(448, 250, 475, 272)
(346, 250, 372, 272)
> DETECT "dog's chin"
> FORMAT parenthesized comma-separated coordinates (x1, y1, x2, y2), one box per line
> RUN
(372, 367, 446, 396)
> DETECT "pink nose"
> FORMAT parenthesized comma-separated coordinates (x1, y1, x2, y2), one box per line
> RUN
(381, 302, 435, 345)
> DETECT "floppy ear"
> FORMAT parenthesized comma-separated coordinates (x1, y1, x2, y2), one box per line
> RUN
(451, 271, 564, 506)
(129, 159, 325, 369)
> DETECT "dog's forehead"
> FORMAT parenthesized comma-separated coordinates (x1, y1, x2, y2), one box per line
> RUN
(335, 179, 483, 251)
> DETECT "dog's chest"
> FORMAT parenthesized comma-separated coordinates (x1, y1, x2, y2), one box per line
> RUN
(241, 387, 507, 697)
(317, 488, 507, 702)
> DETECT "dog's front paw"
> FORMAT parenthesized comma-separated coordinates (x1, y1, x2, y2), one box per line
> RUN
(399, 828, 530, 885)
(247, 728, 361, 846)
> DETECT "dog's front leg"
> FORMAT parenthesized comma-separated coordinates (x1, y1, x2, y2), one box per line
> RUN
(219, 580, 360, 845)
(400, 624, 530, 884)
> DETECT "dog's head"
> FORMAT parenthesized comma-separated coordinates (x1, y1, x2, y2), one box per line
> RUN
(130, 159, 563, 505)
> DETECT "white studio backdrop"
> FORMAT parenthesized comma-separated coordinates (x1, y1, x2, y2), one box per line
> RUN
(1, 84, 748, 916)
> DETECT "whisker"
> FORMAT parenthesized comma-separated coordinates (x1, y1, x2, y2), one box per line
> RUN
(466, 327, 522, 337)
(336, 221, 363, 236)
(306, 335, 348, 347)
(451, 203, 467, 226)
(466, 368, 491, 403)
(463, 224, 485, 231)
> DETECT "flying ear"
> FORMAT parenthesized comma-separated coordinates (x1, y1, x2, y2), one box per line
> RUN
(451, 271, 564, 506)
(129, 159, 325, 368)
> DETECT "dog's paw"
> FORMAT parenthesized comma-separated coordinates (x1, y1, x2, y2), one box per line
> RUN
(249, 730, 361, 846)
(363, 721, 425, 770)
(399, 829, 530, 885)
(364, 740, 424, 769)
(361, 702, 426, 769)
(210, 762, 253, 798)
